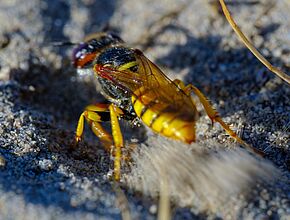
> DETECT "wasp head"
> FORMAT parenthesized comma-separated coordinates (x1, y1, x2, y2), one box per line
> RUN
(72, 32, 123, 69)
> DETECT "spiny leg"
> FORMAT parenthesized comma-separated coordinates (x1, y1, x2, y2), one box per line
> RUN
(108, 104, 124, 181)
(75, 103, 113, 151)
(173, 79, 264, 156)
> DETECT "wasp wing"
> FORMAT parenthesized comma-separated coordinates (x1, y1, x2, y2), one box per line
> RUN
(135, 50, 187, 104)
(94, 50, 194, 113)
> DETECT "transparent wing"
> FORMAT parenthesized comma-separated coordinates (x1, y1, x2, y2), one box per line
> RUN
(94, 49, 192, 108)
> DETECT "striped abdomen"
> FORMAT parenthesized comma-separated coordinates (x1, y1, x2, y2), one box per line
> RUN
(131, 87, 196, 143)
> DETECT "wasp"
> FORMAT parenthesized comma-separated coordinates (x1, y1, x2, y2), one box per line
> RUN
(72, 31, 265, 181)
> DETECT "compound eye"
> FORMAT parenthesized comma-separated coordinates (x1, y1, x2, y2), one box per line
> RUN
(72, 43, 96, 68)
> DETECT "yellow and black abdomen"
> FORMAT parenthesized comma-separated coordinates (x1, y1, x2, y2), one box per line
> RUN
(132, 87, 196, 143)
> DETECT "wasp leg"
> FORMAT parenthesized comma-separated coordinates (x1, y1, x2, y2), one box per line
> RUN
(75, 103, 113, 151)
(76, 103, 126, 180)
(108, 104, 124, 181)
(173, 79, 264, 156)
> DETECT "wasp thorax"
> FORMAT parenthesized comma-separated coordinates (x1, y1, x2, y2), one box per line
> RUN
(95, 47, 138, 110)
(96, 47, 137, 70)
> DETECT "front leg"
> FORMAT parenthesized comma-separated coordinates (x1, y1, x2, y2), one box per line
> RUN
(109, 104, 124, 181)
(75, 103, 113, 151)
(75, 103, 125, 180)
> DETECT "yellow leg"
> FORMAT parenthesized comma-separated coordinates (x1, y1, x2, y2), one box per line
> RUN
(76, 103, 126, 180)
(75, 103, 113, 151)
(108, 104, 124, 181)
(173, 79, 264, 156)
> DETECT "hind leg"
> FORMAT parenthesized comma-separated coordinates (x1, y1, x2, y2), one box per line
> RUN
(173, 79, 264, 156)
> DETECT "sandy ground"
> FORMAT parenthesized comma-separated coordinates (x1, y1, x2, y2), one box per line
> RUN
(0, 0, 289, 219)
